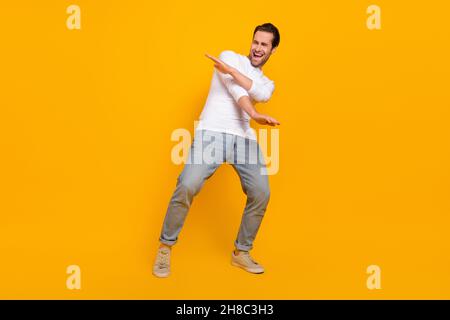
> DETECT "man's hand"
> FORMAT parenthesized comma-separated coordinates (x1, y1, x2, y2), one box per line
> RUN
(252, 113, 281, 126)
(205, 53, 235, 75)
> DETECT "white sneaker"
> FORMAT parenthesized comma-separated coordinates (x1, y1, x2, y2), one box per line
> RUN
(231, 250, 265, 274)
(152, 246, 171, 278)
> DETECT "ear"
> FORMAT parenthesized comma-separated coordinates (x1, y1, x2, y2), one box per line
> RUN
(270, 47, 277, 55)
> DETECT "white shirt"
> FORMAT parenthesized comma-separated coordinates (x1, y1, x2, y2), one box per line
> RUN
(195, 50, 275, 141)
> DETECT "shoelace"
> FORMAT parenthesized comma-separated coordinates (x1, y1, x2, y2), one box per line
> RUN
(240, 252, 258, 265)
(157, 249, 170, 268)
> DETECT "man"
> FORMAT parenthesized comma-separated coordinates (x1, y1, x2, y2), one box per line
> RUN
(153, 23, 281, 277)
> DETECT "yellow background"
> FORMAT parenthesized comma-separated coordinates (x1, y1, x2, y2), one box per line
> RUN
(1, 0, 449, 299)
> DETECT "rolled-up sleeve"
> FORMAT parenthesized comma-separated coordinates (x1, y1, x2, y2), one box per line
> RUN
(216, 50, 249, 103)
(248, 77, 275, 103)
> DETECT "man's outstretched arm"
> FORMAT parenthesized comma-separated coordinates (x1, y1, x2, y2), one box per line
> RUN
(206, 52, 275, 103)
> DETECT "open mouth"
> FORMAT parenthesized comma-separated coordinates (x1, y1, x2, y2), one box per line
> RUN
(253, 52, 263, 59)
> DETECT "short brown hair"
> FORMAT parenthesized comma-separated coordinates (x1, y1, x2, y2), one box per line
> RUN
(253, 23, 280, 49)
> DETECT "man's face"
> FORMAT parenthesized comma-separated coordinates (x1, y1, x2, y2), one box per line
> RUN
(248, 30, 276, 68)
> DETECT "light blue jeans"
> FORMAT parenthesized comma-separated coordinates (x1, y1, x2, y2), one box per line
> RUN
(159, 129, 270, 251)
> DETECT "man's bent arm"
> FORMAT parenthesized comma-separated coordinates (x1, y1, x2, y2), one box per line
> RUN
(229, 68, 275, 103)
(229, 69, 253, 91)
(211, 51, 274, 103)
(237, 95, 258, 118)
(237, 95, 280, 126)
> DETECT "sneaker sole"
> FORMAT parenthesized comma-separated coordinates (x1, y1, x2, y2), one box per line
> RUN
(153, 270, 170, 278)
(231, 261, 264, 274)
